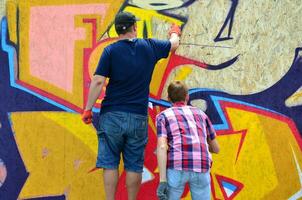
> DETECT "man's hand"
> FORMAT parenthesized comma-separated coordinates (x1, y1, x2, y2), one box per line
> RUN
(169, 24, 181, 37)
(82, 110, 93, 124)
(168, 24, 181, 51)
(157, 182, 168, 200)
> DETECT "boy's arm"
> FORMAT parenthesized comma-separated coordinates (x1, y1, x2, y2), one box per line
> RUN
(206, 117, 220, 153)
(157, 137, 168, 182)
(207, 137, 220, 154)
(156, 114, 169, 199)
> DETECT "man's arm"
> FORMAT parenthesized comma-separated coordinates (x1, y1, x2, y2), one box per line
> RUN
(85, 75, 106, 111)
(82, 75, 106, 124)
(169, 24, 181, 52)
(169, 33, 180, 52)
(157, 137, 168, 182)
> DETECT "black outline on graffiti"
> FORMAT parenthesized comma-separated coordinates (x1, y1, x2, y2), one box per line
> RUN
(214, 0, 238, 42)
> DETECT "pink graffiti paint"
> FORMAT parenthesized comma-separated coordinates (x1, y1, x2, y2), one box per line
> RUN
(0, 159, 7, 187)
(29, 4, 108, 92)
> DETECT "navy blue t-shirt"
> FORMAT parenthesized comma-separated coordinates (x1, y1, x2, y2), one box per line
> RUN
(94, 38, 171, 115)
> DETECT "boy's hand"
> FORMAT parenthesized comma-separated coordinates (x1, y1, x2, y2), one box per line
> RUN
(82, 110, 92, 124)
(157, 181, 168, 200)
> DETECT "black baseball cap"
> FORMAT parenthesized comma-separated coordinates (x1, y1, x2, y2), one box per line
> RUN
(115, 12, 140, 31)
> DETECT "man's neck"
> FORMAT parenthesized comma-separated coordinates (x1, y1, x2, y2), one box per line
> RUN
(118, 32, 136, 40)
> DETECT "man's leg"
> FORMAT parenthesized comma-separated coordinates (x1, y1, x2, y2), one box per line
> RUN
(97, 112, 126, 199)
(103, 169, 119, 200)
(123, 113, 148, 200)
(126, 171, 142, 200)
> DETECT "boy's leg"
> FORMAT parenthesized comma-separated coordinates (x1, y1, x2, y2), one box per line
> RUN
(126, 171, 142, 200)
(167, 169, 188, 200)
(189, 171, 211, 200)
(103, 169, 119, 200)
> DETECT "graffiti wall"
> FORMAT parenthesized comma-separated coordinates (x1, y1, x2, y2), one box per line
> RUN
(0, 0, 301, 199)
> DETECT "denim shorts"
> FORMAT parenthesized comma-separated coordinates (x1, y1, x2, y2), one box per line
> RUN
(167, 169, 211, 200)
(96, 111, 148, 173)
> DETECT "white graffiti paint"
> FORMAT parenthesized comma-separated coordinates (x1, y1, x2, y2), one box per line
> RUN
(128, 0, 190, 10)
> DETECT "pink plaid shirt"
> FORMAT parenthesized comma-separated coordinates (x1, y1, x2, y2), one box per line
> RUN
(156, 102, 216, 173)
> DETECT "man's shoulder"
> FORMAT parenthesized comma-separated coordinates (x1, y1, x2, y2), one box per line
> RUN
(103, 42, 116, 53)
(104, 39, 140, 52)
(139, 38, 170, 45)
(106, 40, 123, 49)
(137, 38, 161, 46)
(109, 38, 151, 47)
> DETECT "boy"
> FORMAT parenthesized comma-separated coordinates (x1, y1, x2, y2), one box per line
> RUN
(156, 81, 219, 200)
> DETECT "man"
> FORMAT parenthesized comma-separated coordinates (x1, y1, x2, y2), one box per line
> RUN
(81, 11, 181, 200)
(156, 81, 220, 200)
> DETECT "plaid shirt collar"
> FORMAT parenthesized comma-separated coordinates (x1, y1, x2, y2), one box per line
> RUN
(172, 101, 186, 107)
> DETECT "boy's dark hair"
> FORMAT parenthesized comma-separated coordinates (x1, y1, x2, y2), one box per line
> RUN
(168, 81, 188, 103)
